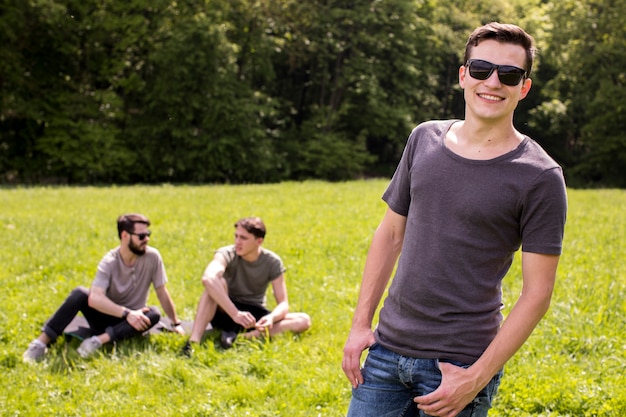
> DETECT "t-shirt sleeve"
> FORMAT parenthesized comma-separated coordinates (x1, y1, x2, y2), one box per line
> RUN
(266, 250, 286, 281)
(216, 245, 236, 264)
(91, 251, 114, 290)
(382, 128, 417, 216)
(520, 166, 568, 255)
(270, 260, 286, 281)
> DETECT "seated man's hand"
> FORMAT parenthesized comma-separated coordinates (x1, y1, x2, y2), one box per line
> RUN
(171, 322, 186, 335)
(232, 310, 256, 329)
(127, 308, 151, 331)
(255, 314, 275, 333)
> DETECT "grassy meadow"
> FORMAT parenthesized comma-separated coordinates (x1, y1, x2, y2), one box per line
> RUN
(0, 181, 624, 416)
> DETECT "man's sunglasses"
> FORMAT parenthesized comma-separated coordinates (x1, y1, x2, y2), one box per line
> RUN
(129, 231, 151, 240)
(465, 59, 527, 86)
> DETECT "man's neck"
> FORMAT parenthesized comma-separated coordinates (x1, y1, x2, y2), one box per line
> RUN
(119, 246, 138, 267)
(241, 248, 262, 263)
(446, 119, 522, 160)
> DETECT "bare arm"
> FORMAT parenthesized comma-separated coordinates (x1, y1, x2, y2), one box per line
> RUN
(155, 285, 185, 335)
(88, 285, 127, 317)
(201, 253, 233, 310)
(415, 252, 560, 416)
(255, 274, 289, 331)
(201, 253, 256, 328)
(342, 208, 406, 387)
(88, 286, 151, 331)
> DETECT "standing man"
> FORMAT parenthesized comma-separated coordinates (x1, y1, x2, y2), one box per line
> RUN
(183, 217, 310, 354)
(23, 213, 185, 361)
(342, 22, 567, 416)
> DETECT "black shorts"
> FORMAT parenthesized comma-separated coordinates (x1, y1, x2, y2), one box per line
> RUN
(211, 300, 270, 333)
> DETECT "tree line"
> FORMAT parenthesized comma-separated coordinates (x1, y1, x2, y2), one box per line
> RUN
(1, 0, 624, 186)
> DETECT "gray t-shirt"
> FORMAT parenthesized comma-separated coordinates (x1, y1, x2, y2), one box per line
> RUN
(376, 120, 567, 363)
(217, 245, 286, 307)
(91, 246, 167, 310)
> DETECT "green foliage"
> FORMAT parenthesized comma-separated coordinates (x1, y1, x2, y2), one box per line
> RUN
(538, 0, 626, 186)
(1, 0, 625, 186)
(124, 1, 283, 183)
(260, 0, 442, 177)
(0, 183, 624, 416)
(287, 121, 374, 181)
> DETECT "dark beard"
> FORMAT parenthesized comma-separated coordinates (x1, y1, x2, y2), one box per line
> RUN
(128, 239, 146, 256)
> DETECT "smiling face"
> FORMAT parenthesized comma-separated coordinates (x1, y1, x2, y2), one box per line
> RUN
(459, 39, 532, 124)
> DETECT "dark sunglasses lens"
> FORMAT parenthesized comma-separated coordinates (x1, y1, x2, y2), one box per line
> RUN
(497, 66, 525, 86)
(469, 61, 493, 80)
(137, 232, 150, 240)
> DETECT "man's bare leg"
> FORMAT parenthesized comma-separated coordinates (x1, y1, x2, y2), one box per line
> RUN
(189, 290, 218, 343)
(243, 312, 311, 339)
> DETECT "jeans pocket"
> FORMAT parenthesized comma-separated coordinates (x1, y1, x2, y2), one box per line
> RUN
(437, 358, 471, 369)
(367, 342, 380, 351)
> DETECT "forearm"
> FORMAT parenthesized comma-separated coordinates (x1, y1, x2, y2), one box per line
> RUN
(469, 287, 553, 389)
(156, 287, 179, 322)
(201, 257, 240, 316)
(202, 275, 238, 317)
(351, 226, 402, 328)
(211, 288, 238, 317)
(269, 301, 289, 322)
(351, 269, 393, 329)
(88, 292, 127, 317)
(470, 253, 559, 387)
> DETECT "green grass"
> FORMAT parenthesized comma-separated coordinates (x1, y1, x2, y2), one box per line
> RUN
(0, 182, 624, 416)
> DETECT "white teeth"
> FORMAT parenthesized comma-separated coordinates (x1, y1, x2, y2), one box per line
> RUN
(479, 94, 503, 101)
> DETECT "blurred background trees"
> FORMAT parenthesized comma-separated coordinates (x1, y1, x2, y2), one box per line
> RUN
(1, 0, 624, 186)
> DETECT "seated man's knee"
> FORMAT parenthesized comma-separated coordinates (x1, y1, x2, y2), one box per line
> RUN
(69, 286, 89, 302)
(145, 306, 161, 326)
(202, 275, 228, 294)
(294, 312, 312, 332)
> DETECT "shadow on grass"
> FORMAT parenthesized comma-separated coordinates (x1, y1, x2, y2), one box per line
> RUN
(34, 327, 291, 374)
(44, 333, 170, 374)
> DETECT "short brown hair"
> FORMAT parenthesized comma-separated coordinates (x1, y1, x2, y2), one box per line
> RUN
(464, 22, 536, 77)
(117, 213, 150, 238)
(235, 217, 266, 239)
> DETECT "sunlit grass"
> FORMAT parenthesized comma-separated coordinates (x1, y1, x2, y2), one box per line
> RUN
(0, 183, 623, 416)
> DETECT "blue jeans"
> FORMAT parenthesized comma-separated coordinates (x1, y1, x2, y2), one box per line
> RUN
(347, 344, 502, 417)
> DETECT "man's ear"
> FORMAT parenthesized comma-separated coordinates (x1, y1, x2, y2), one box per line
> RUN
(459, 65, 466, 89)
(519, 77, 532, 100)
